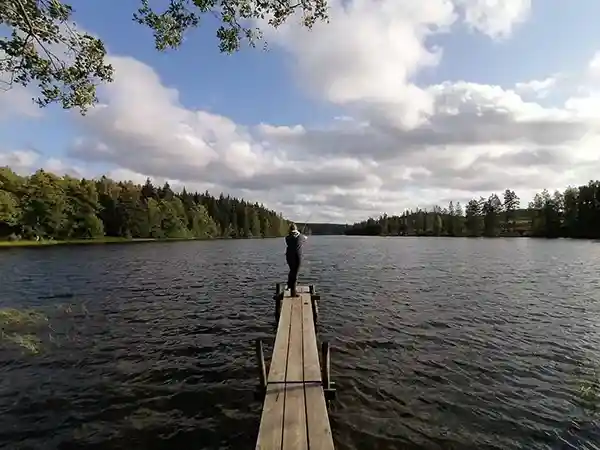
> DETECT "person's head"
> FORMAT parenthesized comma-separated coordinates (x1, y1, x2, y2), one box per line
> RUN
(289, 223, 298, 234)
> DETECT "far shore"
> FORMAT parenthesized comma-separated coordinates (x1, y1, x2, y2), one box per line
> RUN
(0, 235, 281, 249)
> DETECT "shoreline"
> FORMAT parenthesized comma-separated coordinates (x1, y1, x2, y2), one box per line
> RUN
(375, 234, 528, 238)
(0, 235, 281, 249)
(347, 234, 558, 238)
(347, 234, 598, 239)
(3, 234, 584, 248)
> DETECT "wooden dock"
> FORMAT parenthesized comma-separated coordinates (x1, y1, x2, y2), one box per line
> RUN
(254, 284, 335, 450)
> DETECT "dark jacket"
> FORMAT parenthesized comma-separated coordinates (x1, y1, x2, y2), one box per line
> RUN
(285, 230, 306, 258)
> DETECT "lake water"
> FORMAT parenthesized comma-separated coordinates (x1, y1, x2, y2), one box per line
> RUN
(1, 237, 600, 449)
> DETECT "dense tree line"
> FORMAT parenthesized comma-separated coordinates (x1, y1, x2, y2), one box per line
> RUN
(304, 223, 349, 235)
(345, 181, 600, 239)
(0, 167, 290, 241)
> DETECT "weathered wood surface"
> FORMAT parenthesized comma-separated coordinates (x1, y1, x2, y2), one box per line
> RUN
(256, 286, 334, 450)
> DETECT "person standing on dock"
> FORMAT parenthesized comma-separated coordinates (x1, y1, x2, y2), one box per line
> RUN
(285, 223, 307, 297)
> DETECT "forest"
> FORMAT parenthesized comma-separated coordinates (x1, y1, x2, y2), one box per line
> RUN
(345, 181, 600, 239)
(304, 223, 349, 235)
(0, 167, 291, 242)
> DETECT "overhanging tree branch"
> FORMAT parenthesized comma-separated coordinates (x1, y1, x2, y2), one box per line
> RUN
(0, 0, 329, 113)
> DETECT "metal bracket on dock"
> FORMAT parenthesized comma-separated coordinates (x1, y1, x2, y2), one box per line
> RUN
(321, 341, 337, 401)
(309, 284, 320, 326)
(254, 338, 268, 400)
(274, 283, 283, 321)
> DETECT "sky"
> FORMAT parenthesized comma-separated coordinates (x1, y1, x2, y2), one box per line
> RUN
(2, 0, 600, 223)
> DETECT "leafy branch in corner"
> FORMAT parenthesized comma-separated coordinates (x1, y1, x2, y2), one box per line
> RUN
(0, 0, 329, 114)
(0, 0, 114, 113)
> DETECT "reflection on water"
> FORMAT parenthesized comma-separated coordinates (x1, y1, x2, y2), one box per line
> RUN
(1, 237, 600, 449)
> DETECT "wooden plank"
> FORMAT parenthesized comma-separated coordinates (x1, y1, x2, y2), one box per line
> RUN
(256, 297, 293, 450)
(269, 297, 293, 384)
(301, 294, 321, 382)
(282, 298, 308, 449)
(302, 295, 335, 450)
(256, 384, 286, 450)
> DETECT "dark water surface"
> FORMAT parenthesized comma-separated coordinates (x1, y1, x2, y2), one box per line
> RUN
(1, 237, 600, 449)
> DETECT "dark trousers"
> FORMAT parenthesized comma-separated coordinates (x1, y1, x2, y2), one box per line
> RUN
(286, 253, 301, 295)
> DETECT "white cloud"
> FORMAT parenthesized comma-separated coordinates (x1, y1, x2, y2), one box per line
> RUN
(0, 149, 40, 173)
(589, 51, 600, 79)
(4, 0, 600, 223)
(260, 0, 457, 130)
(257, 0, 532, 130)
(455, 0, 531, 39)
(0, 64, 41, 120)
(515, 77, 557, 99)
(0, 148, 91, 179)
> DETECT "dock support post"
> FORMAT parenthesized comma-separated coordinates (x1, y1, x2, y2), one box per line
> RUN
(310, 284, 320, 325)
(275, 283, 282, 321)
(255, 338, 267, 398)
(321, 341, 336, 401)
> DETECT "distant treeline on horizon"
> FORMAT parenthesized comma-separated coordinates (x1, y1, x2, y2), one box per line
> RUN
(344, 182, 600, 239)
(0, 166, 291, 241)
(303, 223, 349, 235)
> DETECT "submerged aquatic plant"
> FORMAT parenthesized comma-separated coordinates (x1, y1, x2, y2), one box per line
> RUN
(579, 378, 600, 407)
(0, 308, 48, 330)
(575, 364, 600, 418)
(0, 307, 49, 354)
(2, 332, 42, 354)
(0, 303, 91, 354)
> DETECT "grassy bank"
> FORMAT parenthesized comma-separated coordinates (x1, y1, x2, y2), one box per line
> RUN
(0, 237, 214, 248)
(0, 237, 156, 248)
(0, 235, 283, 248)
